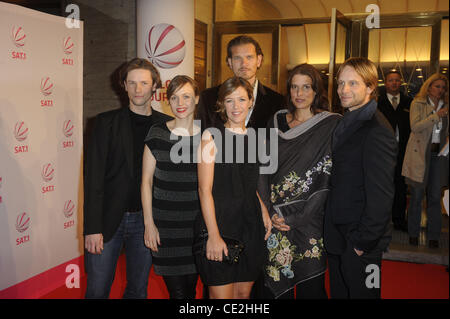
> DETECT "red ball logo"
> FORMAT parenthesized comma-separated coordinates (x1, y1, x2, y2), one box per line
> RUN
(63, 36, 74, 55)
(11, 26, 26, 48)
(16, 212, 30, 233)
(41, 163, 55, 182)
(145, 23, 186, 69)
(63, 120, 74, 138)
(14, 121, 29, 142)
(63, 200, 75, 218)
(40, 77, 54, 96)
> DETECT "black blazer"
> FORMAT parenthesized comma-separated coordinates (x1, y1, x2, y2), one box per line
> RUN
(324, 100, 397, 254)
(196, 81, 285, 130)
(377, 91, 412, 161)
(83, 107, 172, 243)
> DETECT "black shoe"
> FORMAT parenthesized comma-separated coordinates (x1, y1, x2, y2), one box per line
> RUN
(409, 237, 419, 246)
(428, 240, 439, 249)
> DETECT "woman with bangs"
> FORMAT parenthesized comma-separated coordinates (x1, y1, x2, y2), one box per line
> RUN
(194, 76, 272, 299)
(141, 75, 201, 299)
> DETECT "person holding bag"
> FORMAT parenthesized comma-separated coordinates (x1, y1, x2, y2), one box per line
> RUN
(194, 76, 272, 299)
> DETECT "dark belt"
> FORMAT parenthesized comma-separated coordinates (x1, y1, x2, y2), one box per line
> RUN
(430, 143, 440, 153)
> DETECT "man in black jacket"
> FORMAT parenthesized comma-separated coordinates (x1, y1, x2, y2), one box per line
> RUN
(196, 35, 284, 130)
(83, 58, 172, 298)
(324, 57, 397, 299)
(377, 71, 412, 232)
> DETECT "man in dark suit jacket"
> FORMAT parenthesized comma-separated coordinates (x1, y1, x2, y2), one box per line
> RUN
(196, 35, 284, 130)
(83, 58, 172, 298)
(324, 58, 397, 299)
(377, 71, 412, 232)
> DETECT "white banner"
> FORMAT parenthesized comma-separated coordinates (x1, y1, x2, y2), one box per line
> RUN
(137, 0, 194, 115)
(0, 3, 83, 294)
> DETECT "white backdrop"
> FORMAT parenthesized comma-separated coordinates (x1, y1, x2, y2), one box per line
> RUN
(137, 0, 195, 115)
(0, 3, 83, 294)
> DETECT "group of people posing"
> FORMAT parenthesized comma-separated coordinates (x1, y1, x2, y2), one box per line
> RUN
(83, 35, 449, 299)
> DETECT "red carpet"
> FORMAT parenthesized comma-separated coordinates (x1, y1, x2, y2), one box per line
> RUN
(41, 254, 448, 299)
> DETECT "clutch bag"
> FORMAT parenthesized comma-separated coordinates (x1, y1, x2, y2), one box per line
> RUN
(193, 229, 244, 264)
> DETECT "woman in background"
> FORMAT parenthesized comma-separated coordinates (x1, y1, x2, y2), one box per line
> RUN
(402, 73, 449, 249)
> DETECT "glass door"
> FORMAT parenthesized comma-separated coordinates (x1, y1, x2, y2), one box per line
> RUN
(328, 8, 351, 113)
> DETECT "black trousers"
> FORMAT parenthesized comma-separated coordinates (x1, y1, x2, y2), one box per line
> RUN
(392, 157, 407, 226)
(327, 246, 382, 299)
(162, 274, 198, 299)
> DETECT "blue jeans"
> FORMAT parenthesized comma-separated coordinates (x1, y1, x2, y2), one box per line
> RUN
(408, 153, 443, 241)
(85, 212, 152, 299)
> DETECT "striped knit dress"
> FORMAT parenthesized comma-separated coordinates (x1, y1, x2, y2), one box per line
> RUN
(144, 123, 200, 276)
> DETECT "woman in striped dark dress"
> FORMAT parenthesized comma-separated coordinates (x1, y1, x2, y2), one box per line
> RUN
(141, 75, 201, 298)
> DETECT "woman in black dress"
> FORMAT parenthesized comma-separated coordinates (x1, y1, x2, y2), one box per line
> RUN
(195, 77, 272, 299)
(141, 75, 201, 298)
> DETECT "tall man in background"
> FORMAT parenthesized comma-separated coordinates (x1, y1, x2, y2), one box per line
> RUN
(196, 35, 285, 130)
(377, 70, 412, 232)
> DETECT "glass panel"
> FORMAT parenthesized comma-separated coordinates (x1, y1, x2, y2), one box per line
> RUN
(335, 22, 347, 65)
(279, 24, 330, 95)
(440, 19, 449, 77)
(220, 33, 275, 90)
(369, 27, 433, 98)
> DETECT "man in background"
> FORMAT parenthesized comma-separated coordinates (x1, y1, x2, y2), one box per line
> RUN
(196, 35, 285, 130)
(377, 70, 412, 232)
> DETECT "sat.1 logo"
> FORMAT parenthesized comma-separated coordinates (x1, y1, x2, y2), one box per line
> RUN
(11, 25, 27, 60)
(62, 36, 74, 66)
(40, 77, 54, 107)
(13, 121, 29, 154)
(41, 163, 56, 194)
(16, 212, 31, 246)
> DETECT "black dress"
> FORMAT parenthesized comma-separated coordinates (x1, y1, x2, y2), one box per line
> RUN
(145, 123, 201, 276)
(194, 127, 266, 286)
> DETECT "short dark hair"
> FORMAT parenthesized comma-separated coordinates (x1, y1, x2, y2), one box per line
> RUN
(119, 58, 162, 93)
(216, 77, 253, 123)
(226, 35, 263, 61)
(385, 70, 402, 80)
(286, 64, 329, 115)
(167, 75, 199, 100)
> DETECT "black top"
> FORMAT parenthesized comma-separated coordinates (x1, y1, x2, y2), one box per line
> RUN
(144, 123, 201, 276)
(128, 109, 154, 212)
(194, 127, 266, 286)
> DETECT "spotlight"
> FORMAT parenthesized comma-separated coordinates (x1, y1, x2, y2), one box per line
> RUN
(418, 75, 423, 78)
(416, 68, 422, 72)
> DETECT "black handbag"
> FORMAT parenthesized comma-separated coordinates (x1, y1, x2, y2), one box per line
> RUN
(193, 229, 244, 264)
